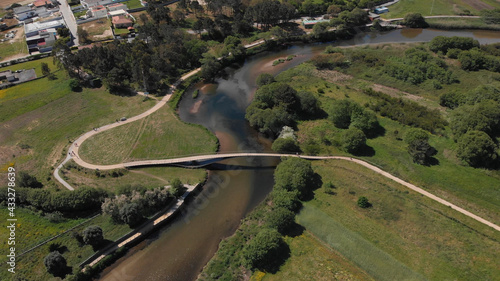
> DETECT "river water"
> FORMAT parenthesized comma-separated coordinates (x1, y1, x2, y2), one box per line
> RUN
(99, 28, 500, 281)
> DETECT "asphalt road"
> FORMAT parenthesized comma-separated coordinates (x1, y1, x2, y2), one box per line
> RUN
(58, 0, 79, 45)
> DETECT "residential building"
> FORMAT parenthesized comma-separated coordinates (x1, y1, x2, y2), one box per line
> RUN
(33, 0, 53, 8)
(13, 6, 36, 21)
(107, 3, 127, 12)
(88, 5, 108, 18)
(80, 0, 113, 9)
(24, 19, 65, 53)
(112, 15, 133, 28)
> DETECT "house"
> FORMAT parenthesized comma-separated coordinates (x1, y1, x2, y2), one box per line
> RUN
(112, 15, 133, 29)
(374, 7, 389, 14)
(13, 6, 36, 21)
(88, 5, 108, 18)
(80, 0, 113, 9)
(107, 3, 127, 12)
(24, 19, 65, 53)
(33, 0, 53, 8)
(26, 28, 58, 53)
(368, 12, 380, 21)
(302, 18, 330, 29)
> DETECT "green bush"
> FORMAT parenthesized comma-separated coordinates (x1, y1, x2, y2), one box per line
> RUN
(357, 196, 371, 208)
(242, 228, 284, 269)
(341, 128, 366, 154)
(272, 138, 301, 153)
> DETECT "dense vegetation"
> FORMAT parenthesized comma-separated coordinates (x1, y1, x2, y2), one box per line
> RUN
(200, 157, 321, 280)
(246, 79, 320, 137)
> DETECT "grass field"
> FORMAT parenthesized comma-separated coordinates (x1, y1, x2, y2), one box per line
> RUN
(79, 104, 218, 165)
(123, 0, 142, 9)
(80, 19, 113, 41)
(298, 160, 500, 280)
(0, 57, 57, 77)
(251, 232, 373, 281)
(0, 39, 28, 61)
(426, 17, 500, 30)
(62, 160, 207, 192)
(382, 0, 500, 18)
(4, 212, 133, 280)
(275, 52, 500, 226)
(0, 66, 156, 187)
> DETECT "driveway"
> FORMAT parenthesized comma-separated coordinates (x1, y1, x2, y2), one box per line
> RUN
(58, 0, 79, 45)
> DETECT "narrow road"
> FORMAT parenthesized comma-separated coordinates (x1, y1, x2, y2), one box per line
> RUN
(58, 0, 79, 45)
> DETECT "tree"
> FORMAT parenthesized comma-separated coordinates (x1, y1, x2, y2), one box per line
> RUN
(341, 128, 366, 154)
(339, 8, 369, 27)
(69, 79, 81, 91)
(57, 27, 70, 38)
(327, 5, 341, 16)
(404, 128, 429, 145)
(77, 26, 90, 44)
(44, 251, 68, 278)
(82, 225, 104, 247)
(274, 157, 315, 199)
(119, 202, 143, 227)
(256, 73, 275, 87)
(403, 13, 428, 28)
(266, 207, 295, 234)
(329, 99, 364, 129)
(457, 130, 497, 168)
(357, 196, 371, 208)
(169, 178, 185, 198)
(272, 138, 300, 153)
(242, 228, 284, 269)
(200, 55, 222, 81)
(404, 129, 436, 164)
(16, 171, 43, 188)
(271, 188, 300, 212)
(41, 62, 51, 77)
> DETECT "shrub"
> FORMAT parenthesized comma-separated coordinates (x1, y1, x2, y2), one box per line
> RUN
(256, 73, 275, 87)
(274, 157, 315, 199)
(44, 251, 68, 278)
(357, 196, 371, 208)
(266, 207, 295, 234)
(403, 13, 428, 28)
(242, 228, 284, 270)
(69, 79, 81, 91)
(82, 225, 104, 247)
(169, 178, 186, 198)
(457, 130, 497, 168)
(272, 138, 301, 153)
(341, 128, 366, 154)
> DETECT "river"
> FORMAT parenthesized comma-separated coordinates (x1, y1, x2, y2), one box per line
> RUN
(99, 28, 500, 281)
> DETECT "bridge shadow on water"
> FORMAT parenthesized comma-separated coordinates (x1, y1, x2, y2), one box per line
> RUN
(204, 163, 278, 171)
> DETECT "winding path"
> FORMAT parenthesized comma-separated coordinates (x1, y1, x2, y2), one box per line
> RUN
(53, 39, 500, 233)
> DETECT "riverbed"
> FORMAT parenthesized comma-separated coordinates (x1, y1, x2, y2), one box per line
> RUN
(99, 28, 500, 281)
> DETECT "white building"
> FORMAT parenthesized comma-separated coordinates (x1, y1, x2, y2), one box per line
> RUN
(80, 0, 113, 9)
(107, 3, 127, 12)
(88, 5, 108, 18)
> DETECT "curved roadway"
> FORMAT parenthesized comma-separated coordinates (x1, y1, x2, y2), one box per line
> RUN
(53, 40, 500, 232)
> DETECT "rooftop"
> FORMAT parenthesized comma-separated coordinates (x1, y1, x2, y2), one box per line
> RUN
(112, 15, 132, 25)
(34, 0, 51, 7)
(108, 9, 127, 17)
(91, 5, 106, 11)
(25, 19, 65, 34)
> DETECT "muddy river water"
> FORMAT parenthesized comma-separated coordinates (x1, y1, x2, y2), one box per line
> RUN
(99, 28, 500, 281)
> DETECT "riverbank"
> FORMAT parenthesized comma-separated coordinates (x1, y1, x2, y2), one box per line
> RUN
(427, 17, 500, 30)
(75, 183, 202, 280)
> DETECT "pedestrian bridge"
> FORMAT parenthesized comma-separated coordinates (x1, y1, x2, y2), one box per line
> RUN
(122, 153, 338, 169)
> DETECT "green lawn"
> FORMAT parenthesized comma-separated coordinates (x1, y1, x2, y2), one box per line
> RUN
(62, 160, 207, 192)
(382, 0, 500, 18)
(0, 39, 28, 62)
(123, 0, 143, 9)
(251, 232, 373, 281)
(426, 17, 500, 30)
(275, 52, 500, 227)
(79, 104, 218, 165)
(0, 57, 58, 77)
(6, 213, 133, 280)
(298, 160, 500, 280)
(0, 67, 156, 187)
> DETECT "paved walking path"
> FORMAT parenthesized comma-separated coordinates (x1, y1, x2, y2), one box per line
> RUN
(81, 184, 198, 270)
(53, 38, 500, 233)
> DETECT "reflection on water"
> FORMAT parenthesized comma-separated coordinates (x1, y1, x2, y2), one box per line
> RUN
(99, 28, 500, 281)
(400, 28, 424, 39)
